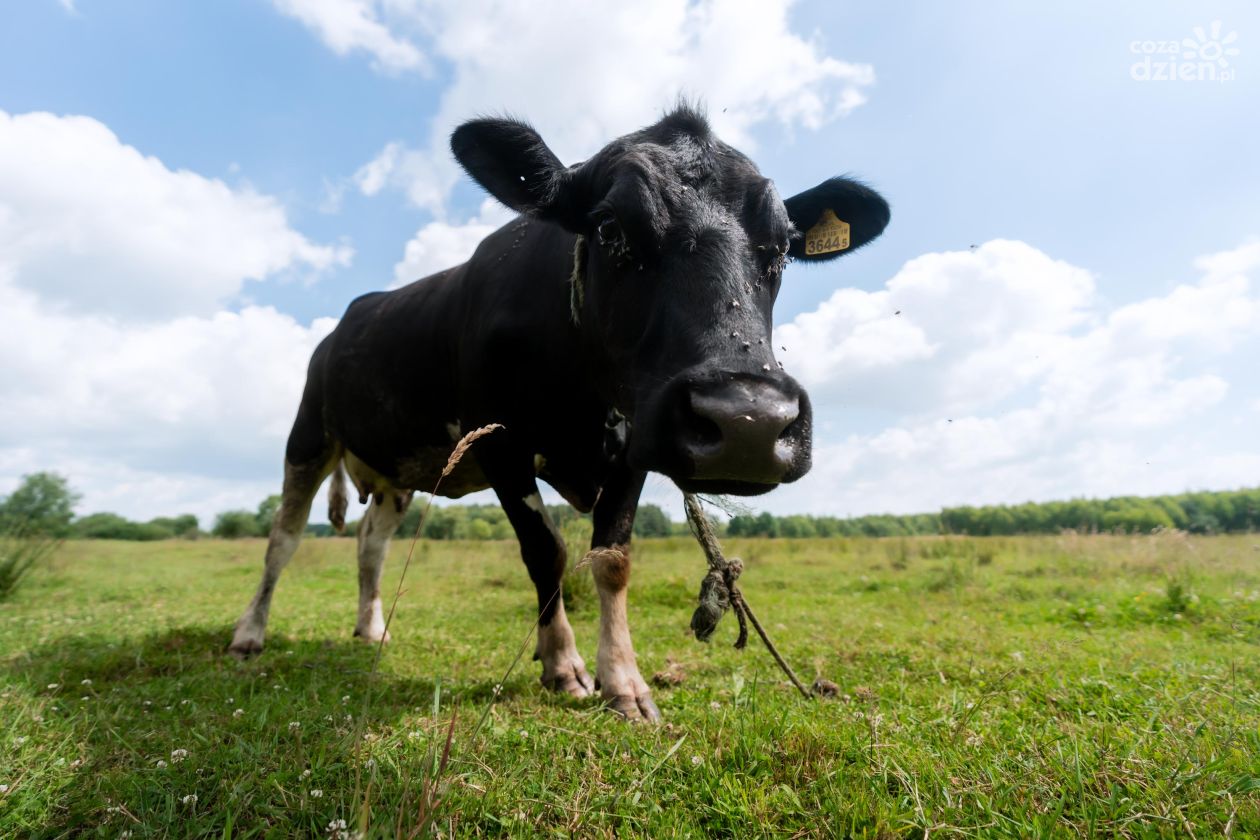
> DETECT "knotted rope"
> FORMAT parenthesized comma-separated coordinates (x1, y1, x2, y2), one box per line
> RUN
(683, 493, 813, 699)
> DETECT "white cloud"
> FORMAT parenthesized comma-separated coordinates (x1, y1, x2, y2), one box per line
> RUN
(310, 0, 874, 214)
(0, 286, 338, 524)
(0, 270, 337, 499)
(390, 199, 515, 288)
(272, 0, 426, 72)
(778, 240, 1098, 417)
(0, 110, 352, 321)
(767, 239, 1260, 516)
(352, 139, 451, 214)
(0, 111, 351, 524)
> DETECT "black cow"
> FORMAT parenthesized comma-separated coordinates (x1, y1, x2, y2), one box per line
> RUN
(230, 105, 889, 720)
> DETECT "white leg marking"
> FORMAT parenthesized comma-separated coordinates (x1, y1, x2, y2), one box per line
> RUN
(522, 492, 545, 514)
(591, 549, 659, 721)
(354, 497, 406, 643)
(536, 600, 594, 697)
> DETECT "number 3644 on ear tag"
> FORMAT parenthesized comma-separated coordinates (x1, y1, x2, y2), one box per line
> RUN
(804, 209, 850, 256)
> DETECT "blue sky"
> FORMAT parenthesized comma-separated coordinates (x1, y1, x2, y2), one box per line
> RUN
(1, 1, 1257, 524)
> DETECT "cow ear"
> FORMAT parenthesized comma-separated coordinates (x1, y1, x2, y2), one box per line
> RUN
(783, 177, 890, 262)
(450, 118, 574, 219)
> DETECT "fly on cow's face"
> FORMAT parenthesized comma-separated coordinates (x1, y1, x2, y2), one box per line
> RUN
(230, 103, 890, 722)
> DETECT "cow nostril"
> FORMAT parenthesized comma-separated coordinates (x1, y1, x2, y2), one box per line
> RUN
(680, 404, 723, 452)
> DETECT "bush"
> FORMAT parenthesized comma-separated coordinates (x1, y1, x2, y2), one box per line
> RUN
(212, 510, 262, 539)
(148, 514, 200, 538)
(0, 524, 58, 600)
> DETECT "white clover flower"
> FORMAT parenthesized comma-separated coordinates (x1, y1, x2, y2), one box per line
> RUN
(288, 721, 301, 732)
(328, 819, 347, 832)
(179, 699, 190, 706)
(227, 697, 234, 704)
(81, 678, 92, 686)
(182, 794, 197, 805)
(170, 749, 189, 763)
(310, 789, 324, 798)
(341, 695, 350, 704)
(301, 769, 312, 779)
(691, 755, 703, 766)
(0, 783, 9, 793)
(15, 736, 28, 745)
(233, 709, 244, 718)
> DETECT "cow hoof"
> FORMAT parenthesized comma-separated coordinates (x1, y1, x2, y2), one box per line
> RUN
(228, 638, 263, 660)
(353, 627, 391, 644)
(542, 663, 595, 698)
(604, 691, 661, 723)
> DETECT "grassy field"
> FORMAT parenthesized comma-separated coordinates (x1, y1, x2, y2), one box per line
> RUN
(1, 532, 1258, 837)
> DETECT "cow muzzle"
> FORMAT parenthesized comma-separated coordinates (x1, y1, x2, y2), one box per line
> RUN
(632, 370, 813, 494)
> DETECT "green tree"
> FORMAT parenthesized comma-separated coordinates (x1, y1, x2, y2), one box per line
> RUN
(0, 472, 80, 536)
(633, 504, 672, 537)
(213, 510, 262, 539)
(255, 495, 281, 535)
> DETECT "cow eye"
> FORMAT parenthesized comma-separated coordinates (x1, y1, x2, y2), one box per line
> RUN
(758, 240, 789, 280)
(595, 216, 623, 247)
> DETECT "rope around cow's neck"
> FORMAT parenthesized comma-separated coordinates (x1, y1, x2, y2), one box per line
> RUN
(683, 493, 813, 700)
(569, 234, 587, 326)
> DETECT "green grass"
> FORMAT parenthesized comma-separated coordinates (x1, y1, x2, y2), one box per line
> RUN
(1, 532, 1258, 837)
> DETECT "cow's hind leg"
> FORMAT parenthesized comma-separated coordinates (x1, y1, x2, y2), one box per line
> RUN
(353, 492, 409, 643)
(229, 457, 331, 658)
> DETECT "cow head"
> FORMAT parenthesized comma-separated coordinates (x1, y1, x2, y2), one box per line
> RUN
(452, 105, 889, 496)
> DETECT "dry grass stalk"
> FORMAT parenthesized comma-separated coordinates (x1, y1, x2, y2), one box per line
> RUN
(442, 424, 503, 478)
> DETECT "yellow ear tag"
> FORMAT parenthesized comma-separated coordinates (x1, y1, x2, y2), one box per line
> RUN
(803, 208, 850, 256)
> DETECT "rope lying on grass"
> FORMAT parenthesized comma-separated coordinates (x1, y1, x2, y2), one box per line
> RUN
(683, 493, 813, 700)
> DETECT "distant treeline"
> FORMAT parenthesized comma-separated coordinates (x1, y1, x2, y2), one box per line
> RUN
(7, 467, 1254, 541)
(726, 488, 1260, 537)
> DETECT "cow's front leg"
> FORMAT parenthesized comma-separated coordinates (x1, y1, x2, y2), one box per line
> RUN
(485, 450, 594, 698)
(589, 465, 659, 721)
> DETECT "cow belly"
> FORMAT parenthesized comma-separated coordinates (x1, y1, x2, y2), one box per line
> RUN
(344, 447, 490, 500)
